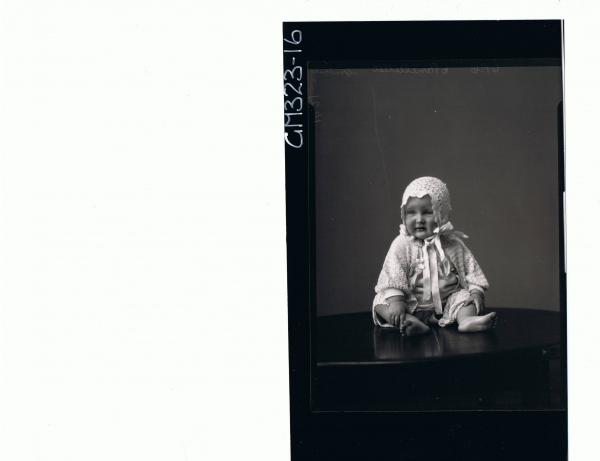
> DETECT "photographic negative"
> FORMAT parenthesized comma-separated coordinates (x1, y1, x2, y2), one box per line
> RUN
(284, 21, 566, 460)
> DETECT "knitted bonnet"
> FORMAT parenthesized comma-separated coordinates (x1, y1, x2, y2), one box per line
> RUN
(401, 176, 452, 230)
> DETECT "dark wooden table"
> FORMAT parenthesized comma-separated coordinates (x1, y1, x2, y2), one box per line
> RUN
(314, 308, 564, 411)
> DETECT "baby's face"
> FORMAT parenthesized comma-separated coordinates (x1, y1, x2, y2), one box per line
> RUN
(404, 195, 437, 240)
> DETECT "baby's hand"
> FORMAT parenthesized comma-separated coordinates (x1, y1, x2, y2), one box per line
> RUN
(387, 301, 407, 328)
(469, 291, 485, 314)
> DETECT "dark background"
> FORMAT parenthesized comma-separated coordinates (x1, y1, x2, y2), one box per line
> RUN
(310, 64, 562, 317)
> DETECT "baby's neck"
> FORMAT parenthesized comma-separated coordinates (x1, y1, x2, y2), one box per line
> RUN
(410, 234, 435, 242)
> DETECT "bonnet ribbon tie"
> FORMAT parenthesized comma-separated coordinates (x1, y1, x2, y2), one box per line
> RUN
(419, 222, 468, 315)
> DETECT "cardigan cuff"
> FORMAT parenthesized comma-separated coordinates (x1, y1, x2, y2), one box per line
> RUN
(468, 285, 485, 294)
(383, 288, 406, 300)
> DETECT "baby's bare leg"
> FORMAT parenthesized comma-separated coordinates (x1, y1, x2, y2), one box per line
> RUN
(456, 304, 497, 333)
(401, 313, 430, 336)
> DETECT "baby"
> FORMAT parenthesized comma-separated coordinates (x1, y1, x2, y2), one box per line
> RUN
(373, 177, 497, 336)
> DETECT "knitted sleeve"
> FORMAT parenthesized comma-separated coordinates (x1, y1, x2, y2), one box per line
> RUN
(374, 235, 412, 301)
(461, 242, 489, 293)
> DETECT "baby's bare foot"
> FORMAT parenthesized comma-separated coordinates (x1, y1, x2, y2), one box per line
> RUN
(402, 317, 431, 336)
(458, 312, 497, 333)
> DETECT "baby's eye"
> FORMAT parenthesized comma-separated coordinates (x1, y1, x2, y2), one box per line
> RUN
(424, 210, 433, 215)
(406, 210, 416, 215)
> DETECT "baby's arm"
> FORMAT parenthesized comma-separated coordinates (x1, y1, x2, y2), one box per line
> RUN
(372, 235, 411, 327)
(381, 295, 407, 327)
(465, 256, 487, 314)
(455, 238, 489, 314)
(469, 289, 485, 313)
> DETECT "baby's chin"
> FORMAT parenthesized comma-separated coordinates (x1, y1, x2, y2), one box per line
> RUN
(411, 229, 434, 240)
